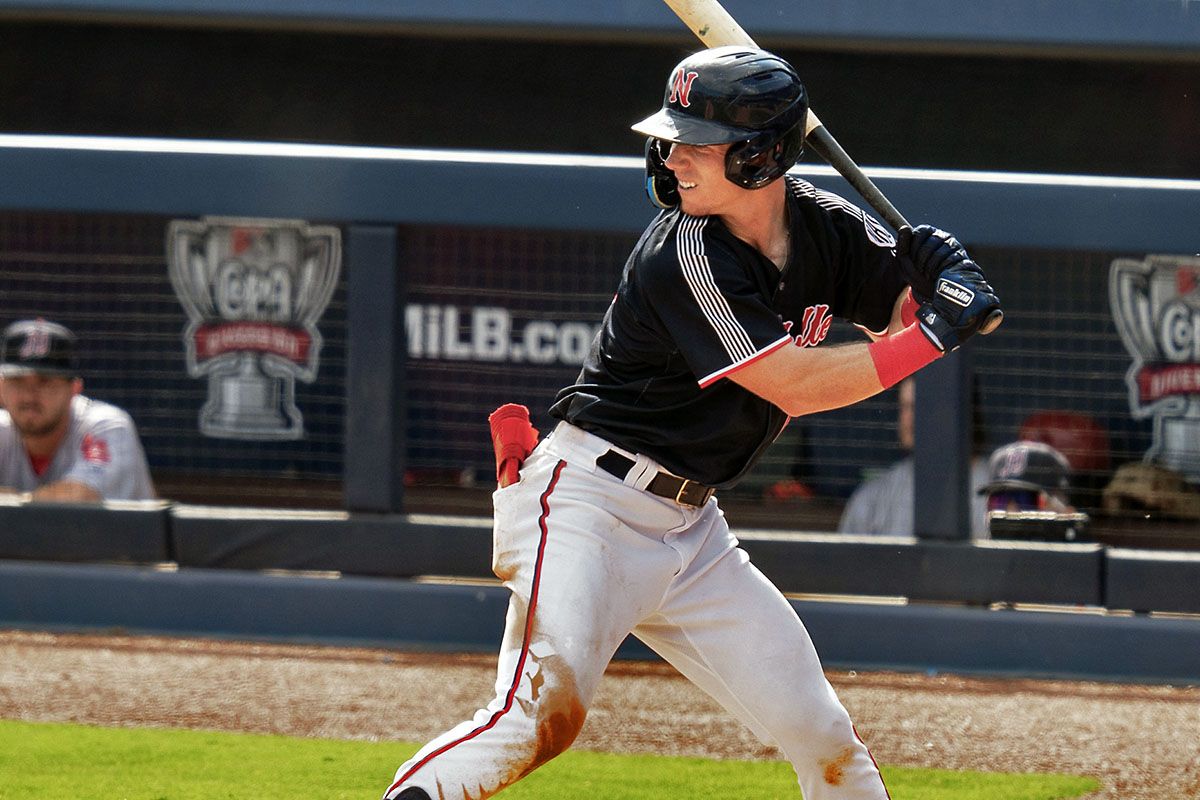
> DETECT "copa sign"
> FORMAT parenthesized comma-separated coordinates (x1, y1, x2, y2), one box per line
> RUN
(167, 216, 341, 441)
(1110, 254, 1200, 479)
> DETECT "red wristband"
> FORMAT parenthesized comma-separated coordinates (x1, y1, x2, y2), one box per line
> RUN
(867, 322, 942, 389)
(899, 287, 920, 328)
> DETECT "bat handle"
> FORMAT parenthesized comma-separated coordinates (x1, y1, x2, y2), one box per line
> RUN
(978, 309, 1004, 335)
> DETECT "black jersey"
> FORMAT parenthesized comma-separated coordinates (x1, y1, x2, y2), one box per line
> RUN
(550, 176, 907, 488)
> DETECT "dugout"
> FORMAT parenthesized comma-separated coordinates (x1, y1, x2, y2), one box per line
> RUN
(1, 1, 1199, 684)
(3, 138, 1200, 543)
(2, 0, 1199, 545)
(1, 139, 1199, 680)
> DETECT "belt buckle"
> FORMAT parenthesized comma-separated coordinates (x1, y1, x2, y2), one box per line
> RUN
(675, 480, 713, 508)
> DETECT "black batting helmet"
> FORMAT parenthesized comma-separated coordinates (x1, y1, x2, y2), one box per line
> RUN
(632, 46, 808, 204)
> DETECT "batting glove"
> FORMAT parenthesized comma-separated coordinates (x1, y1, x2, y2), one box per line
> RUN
(897, 224, 981, 300)
(916, 263, 1002, 353)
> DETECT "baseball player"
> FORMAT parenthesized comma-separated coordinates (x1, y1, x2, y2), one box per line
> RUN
(0, 319, 156, 502)
(384, 46, 999, 800)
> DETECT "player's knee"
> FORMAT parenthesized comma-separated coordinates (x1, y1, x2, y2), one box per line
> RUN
(774, 700, 857, 755)
(523, 682, 588, 773)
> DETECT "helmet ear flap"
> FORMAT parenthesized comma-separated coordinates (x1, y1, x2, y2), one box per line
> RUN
(724, 122, 806, 189)
(725, 132, 775, 189)
(644, 138, 680, 208)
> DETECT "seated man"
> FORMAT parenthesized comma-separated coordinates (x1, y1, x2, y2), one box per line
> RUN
(979, 440, 1090, 542)
(839, 377, 989, 537)
(0, 319, 156, 502)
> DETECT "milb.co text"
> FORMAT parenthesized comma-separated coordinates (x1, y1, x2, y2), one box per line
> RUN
(405, 304, 601, 365)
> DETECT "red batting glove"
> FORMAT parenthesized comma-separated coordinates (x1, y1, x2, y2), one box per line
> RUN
(488, 404, 540, 488)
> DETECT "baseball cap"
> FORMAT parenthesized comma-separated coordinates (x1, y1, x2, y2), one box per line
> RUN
(979, 441, 1071, 497)
(0, 319, 80, 378)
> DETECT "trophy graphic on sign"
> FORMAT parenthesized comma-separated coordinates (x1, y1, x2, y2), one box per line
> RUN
(1110, 254, 1200, 480)
(167, 217, 341, 440)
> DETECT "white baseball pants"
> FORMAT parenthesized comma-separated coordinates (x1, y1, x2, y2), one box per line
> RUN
(384, 422, 890, 800)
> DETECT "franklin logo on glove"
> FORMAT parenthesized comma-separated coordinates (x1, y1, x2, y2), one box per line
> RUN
(936, 278, 976, 308)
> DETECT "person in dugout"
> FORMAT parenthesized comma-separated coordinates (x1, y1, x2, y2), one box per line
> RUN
(0, 318, 155, 502)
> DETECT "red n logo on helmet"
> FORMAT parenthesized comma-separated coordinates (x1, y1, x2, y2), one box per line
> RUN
(669, 69, 699, 108)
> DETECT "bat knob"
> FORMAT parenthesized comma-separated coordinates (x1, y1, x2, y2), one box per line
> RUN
(978, 309, 1004, 336)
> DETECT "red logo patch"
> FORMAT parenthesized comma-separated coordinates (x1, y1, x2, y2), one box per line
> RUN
(230, 227, 265, 256)
(81, 434, 111, 465)
(785, 305, 833, 348)
(669, 69, 699, 108)
(1177, 267, 1199, 297)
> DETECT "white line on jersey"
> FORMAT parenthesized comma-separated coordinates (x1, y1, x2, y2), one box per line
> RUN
(789, 178, 896, 248)
(676, 215, 757, 364)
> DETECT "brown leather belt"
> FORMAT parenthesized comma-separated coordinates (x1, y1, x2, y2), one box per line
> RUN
(596, 450, 716, 508)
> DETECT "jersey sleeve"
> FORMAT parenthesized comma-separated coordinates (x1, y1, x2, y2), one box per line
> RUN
(803, 184, 908, 335)
(61, 413, 155, 500)
(642, 215, 791, 388)
(0, 415, 25, 490)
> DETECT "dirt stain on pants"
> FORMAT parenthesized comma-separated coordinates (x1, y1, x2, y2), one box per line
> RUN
(820, 746, 856, 786)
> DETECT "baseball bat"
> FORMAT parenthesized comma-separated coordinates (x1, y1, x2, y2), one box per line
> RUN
(659, 0, 1002, 335)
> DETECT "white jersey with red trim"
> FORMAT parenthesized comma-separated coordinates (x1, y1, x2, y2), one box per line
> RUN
(551, 175, 906, 488)
(0, 394, 156, 500)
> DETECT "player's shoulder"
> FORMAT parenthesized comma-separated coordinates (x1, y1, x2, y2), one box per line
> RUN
(786, 175, 864, 218)
(635, 208, 739, 277)
(71, 395, 137, 431)
(859, 455, 911, 489)
(785, 175, 895, 247)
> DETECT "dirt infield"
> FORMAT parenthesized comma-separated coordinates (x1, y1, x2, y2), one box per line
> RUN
(1, 629, 1197, 799)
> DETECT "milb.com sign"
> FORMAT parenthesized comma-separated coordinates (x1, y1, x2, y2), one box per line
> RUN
(405, 304, 601, 365)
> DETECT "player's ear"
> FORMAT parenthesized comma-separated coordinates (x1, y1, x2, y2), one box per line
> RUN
(71, 377, 84, 396)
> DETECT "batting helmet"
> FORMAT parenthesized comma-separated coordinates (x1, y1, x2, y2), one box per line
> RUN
(632, 46, 809, 205)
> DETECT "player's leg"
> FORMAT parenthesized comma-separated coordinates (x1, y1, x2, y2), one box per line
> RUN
(383, 442, 685, 800)
(632, 504, 891, 800)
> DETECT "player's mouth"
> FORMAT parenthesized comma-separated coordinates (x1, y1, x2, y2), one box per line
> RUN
(679, 181, 698, 190)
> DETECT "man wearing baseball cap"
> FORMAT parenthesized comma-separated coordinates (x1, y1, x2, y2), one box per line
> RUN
(0, 319, 155, 502)
(979, 440, 1074, 514)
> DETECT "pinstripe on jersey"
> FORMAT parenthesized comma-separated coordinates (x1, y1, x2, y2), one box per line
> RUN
(675, 215, 758, 364)
(790, 180, 896, 249)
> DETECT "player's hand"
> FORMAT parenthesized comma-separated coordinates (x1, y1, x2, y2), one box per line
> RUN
(914, 263, 1001, 353)
(896, 224, 979, 300)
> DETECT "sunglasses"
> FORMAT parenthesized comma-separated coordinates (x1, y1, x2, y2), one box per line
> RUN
(986, 490, 1043, 512)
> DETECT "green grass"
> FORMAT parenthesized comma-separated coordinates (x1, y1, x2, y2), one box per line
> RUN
(0, 719, 1099, 799)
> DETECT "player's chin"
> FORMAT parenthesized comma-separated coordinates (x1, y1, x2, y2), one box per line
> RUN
(14, 414, 57, 437)
(676, 190, 710, 216)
